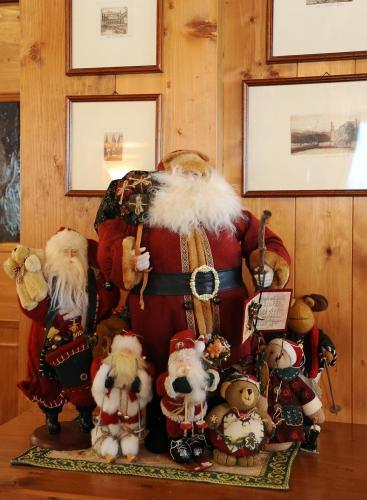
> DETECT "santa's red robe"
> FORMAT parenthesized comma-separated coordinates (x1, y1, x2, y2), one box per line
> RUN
(97, 211, 290, 374)
(18, 243, 119, 410)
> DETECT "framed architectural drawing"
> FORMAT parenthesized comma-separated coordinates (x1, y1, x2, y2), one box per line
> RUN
(66, 0, 163, 75)
(66, 94, 161, 196)
(0, 94, 20, 242)
(268, 0, 367, 63)
(243, 75, 367, 197)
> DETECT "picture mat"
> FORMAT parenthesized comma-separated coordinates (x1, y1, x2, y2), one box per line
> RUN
(72, 0, 157, 69)
(70, 100, 157, 191)
(273, 0, 367, 56)
(246, 80, 367, 192)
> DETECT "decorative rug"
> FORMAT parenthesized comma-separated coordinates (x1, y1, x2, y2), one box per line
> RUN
(11, 444, 299, 490)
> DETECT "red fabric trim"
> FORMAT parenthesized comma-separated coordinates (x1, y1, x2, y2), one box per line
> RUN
(100, 411, 139, 425)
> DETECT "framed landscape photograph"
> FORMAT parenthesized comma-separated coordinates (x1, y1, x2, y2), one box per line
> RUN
(66, 94, 161, 196)
(0, 94, 20, 242)
(243, 75, 367, 197)
(268, 0, 367, 63)
(66, 0, 163, 75)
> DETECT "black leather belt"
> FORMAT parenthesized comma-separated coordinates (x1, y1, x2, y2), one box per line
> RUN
(130, 266, 243, 297)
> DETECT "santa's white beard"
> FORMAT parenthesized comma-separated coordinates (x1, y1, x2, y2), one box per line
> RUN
(45, 255, 88, 325)
(148, 167, 243, 235)
(169, 349, 208, 404)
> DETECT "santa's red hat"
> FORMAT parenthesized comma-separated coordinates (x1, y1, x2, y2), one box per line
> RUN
(110, 331, 143, 357)
(270, 338, 304, 367)
(169, 329, 205, 356)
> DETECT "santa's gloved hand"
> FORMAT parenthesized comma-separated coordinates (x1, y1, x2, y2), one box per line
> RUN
(131, 247, 150, 271)
(105, 375, 114, 390)
(172, 376, 192, 394)
(252, 264, 274, 288)
(131, 376, 141, 393)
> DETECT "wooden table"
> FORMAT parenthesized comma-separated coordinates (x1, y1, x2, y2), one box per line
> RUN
(0, 408, 365, 499)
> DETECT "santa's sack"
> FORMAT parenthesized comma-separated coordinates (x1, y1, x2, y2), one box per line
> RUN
(45, 335, 92, 388)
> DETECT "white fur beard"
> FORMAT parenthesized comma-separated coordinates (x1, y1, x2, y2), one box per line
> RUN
(148, 168, 243, 235)
(45, 255, 88, 325)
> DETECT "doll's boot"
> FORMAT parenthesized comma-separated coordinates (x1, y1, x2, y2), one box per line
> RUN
(169, 437, 193, 463)
(39, 404, 62, 435)
(301, 425, 320, 453)
(77, 404, 96, 433)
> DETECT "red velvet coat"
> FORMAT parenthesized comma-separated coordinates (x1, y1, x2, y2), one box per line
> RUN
(97, 211, 290, 374)
(18, 258, 119, 410)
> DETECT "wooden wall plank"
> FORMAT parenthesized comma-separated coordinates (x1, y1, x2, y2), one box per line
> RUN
(0, 245, 19, 321)
(0, 4, 20, 93)
(352, 198, 367, 424)
(0, 321, 19, 424)
(295, 198, 353, 423)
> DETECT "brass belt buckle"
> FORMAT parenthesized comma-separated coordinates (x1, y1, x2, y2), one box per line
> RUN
(189, 265, 220, 302)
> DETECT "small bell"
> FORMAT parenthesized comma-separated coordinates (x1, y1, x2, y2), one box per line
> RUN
(117, 410, 122, 417)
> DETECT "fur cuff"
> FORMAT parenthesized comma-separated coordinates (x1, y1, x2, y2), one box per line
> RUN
(249, 250, 290, 288)
(122, 237, 143, 290)
(302, 396, 322, 416)
(207, 369, 220, 392)
(164, 375, 178, 399)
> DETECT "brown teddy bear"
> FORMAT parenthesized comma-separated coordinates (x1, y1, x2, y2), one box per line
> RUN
(206, 374, 274, 467)
(3, 244, 48, 310)
(264, 338, 325, 452)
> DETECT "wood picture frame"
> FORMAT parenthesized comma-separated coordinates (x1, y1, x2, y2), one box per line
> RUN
(267, 0, 367, 64)
(66, 0, 163, 75)
(66, 94, 162, 197)
(0, 93, 20, 242)
(243, 74, 367, 197)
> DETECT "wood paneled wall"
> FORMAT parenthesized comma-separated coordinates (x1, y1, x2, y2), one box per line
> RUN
(6, 0, 365, 425)
(0, 2, 20, 425)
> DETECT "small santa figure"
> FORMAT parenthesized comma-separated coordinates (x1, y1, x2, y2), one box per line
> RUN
(16, 228, 119, 434)
(156, 329, 220, 463)
(91, 332, 153, 461)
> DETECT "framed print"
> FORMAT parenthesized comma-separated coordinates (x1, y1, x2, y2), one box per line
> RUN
(268, 0, 367, 63)
(243, 75, 367, 197)
(0, 94, 20, 242)
(66, 0, 163, 75)
(66, 94, 161, 196)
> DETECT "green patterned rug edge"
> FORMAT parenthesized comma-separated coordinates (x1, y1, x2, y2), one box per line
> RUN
(11, 444, 299, 490)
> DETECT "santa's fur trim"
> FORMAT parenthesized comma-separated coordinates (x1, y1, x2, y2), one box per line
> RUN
(46, 229, 88, 256)
(120, 434, 139, 457)
(111, 334, 142, 357)
(207, 369, 220, 392)
(136, 368, 153, 405)
(302, 396, 322, 416)
(91, 363, 110, 408)
(149, 168, 243, 235)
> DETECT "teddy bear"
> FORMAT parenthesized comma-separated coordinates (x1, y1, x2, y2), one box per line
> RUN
(285, 294, 337, 451)
(264, 338, 325, 452)
(91, 332, 153, 462)
(3, 244, 48, 311)
(206, 374, 274, 467)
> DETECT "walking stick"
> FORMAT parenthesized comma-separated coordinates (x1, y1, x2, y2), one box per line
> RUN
(322, 349, 342, 414)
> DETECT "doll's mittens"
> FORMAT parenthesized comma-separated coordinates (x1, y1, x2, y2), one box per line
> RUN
(104, 375, 114, 390)
(172, 376, 192, 394)
(131, 376, 141, 393)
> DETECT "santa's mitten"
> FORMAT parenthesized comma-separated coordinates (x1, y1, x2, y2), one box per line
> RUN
(105, 375, 114, 390)
(172, 376, 192, 394)
(131, 376, 141, 393)
(249, 249, 290, 288)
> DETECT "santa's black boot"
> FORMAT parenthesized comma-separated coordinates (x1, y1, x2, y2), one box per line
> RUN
(77, 404, 96, 433)
(301, 425, 321, 453)
(187, 433, 208, 459)
(169, 437, 193, 464)
(39, 404, 62, 435)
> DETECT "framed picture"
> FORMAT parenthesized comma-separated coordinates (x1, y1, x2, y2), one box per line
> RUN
(267, 0, 367, 63)
(66, 0, 163, 75)
(243, 74, 367, 197)
(66, 94, 161, 196)
(0, 94, 20, 242)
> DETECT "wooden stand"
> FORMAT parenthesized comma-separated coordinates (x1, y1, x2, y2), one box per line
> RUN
(30, 420, 91, 451)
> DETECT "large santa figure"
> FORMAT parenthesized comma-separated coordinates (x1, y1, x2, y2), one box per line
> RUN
(15, 228, 119, 434)
(95, 150, 290, 449)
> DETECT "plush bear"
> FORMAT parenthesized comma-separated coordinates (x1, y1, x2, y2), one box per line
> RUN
(286, 294, 337, 451)
(3, 244, 48, 311)
(206, 374, 274, 467)
(264, 338, 325, 452)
